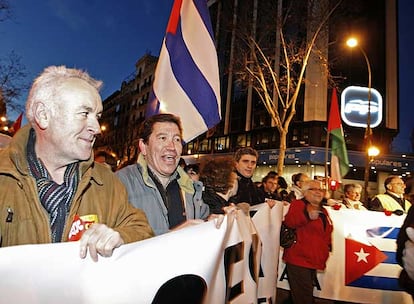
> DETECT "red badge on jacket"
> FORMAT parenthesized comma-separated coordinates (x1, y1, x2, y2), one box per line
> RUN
(68, 214, 98, 241)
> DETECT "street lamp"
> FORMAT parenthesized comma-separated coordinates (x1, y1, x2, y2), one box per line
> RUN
(368, 146, 380, 159)
(346, 37, 378, 203)
(0, 116, 9, 133)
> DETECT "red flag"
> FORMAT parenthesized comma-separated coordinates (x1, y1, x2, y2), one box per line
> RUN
(328, 88, 349, 181)
(12, 112, 23, 134)
(328, 88, 341, 132)
(345, 238, 387, 285)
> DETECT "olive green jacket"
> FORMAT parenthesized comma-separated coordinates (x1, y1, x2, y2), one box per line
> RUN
(0, 125, 154, 247)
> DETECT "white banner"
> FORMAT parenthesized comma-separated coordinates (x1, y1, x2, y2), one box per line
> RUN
(277, 208, 412, 304)
(0, 203, 282, 304)
(0, 204, 411, 303)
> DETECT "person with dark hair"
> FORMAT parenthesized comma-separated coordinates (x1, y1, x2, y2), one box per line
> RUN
(369, 175, 411, 213)
(199, 157, 238, 214)
(116, 113, 209, 236)
(286, 172, 309, 202)
(229, 147, 264, 206)
(184, 163, 200, 182)
(276, 176, 289, 201)
(266, 171, 278, 179)
(258, 174, 278, 200)
(0, 65, 153, 261)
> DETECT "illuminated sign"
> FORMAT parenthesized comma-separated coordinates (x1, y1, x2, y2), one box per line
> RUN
(340, 86, 383, 128)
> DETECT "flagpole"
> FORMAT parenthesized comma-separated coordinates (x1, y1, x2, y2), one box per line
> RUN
(324, 127, 330, 182)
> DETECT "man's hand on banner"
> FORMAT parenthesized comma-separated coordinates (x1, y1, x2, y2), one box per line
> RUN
(206, 205, 238, 229)
(403, 227, 414, 279)
(79, 223, 124, 262)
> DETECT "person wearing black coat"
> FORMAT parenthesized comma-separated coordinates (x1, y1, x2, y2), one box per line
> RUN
(199, 157, 238, 214)
(397, 205, 414, 298)
(229, 147, 264, 205)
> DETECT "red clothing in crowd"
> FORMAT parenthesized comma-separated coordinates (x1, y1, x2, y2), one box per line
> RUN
(282, 199, 333, 270)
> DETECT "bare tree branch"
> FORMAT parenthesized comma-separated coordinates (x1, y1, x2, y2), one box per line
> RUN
(0, 51, 28, 113)
(235, 0, 343, 174)
(0, 0, 11, 22)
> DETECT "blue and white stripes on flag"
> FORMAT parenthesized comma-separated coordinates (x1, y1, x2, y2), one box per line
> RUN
(146, 0, 221, 143)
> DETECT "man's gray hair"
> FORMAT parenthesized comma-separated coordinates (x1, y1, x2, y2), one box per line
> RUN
(25, 65, 102, 124)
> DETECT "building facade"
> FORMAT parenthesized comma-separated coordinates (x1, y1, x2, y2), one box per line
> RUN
(182, 0, 408, 192)
(96, 53, 158, 164)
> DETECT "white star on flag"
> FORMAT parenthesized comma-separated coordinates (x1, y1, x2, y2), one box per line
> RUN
(354, 248, 370, 263)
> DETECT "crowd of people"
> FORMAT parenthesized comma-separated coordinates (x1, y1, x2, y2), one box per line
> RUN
(1, 65, 414, 302)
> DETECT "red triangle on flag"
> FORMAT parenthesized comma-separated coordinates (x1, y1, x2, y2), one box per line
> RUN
(327, 88, 341, 132)
(345, 238, 387, 285)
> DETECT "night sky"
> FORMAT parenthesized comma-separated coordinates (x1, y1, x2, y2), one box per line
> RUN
(1, 0, 173, 119)
(1, 0, 413, 153)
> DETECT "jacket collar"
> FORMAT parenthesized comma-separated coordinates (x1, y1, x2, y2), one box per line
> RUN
(386, 191, 405, 200)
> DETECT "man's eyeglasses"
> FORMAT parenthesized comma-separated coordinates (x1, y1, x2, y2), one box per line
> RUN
(308, 188, 326, 192)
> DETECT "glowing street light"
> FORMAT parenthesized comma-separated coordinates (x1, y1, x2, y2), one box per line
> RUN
(346, 37, 374, 203)
(368, 146, 380, 159)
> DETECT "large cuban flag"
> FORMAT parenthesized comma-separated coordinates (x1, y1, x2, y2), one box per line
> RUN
(278, 208, 412, 303)
(146, 0, 221, 143)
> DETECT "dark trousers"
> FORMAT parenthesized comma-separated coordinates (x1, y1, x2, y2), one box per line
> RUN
(286, 263, 316, 304)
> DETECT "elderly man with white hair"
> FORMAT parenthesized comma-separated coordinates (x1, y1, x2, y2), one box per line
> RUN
(0, 66, 153, 261)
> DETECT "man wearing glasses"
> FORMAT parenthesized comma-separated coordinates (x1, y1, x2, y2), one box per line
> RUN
(282, 180, 333, 304)
(369, 175, 411, 213)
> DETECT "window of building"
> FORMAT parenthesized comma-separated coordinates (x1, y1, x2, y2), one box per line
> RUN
(199, 139, 210, 152)
(185, 142, 195, 154)
(215, 136, 229, 151)
(237, 134, 246, 147)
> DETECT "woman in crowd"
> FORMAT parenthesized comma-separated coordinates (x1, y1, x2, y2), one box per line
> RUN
(286, 172, 309, 202)
(199, 157, 238, 214)
(184, 163, 200, 182)
(276, 176, 289, 201)
(342, 183, 366, 210)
